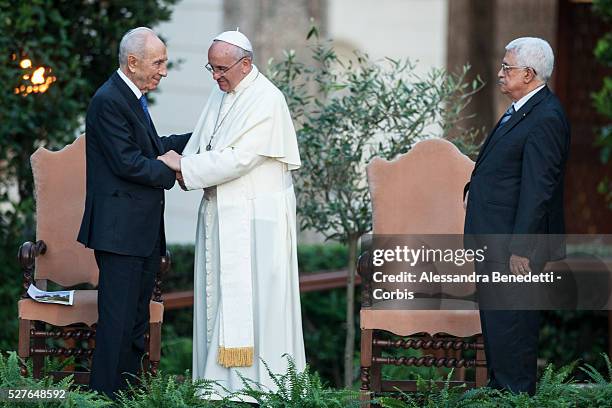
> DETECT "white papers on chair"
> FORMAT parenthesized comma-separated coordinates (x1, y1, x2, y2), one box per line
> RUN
(27, 284, 74, 306)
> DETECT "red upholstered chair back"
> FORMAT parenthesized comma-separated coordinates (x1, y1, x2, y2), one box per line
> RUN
(367, 138, 473, 235)
(30, 135, 98, 287)
(366, 138, 475, 297)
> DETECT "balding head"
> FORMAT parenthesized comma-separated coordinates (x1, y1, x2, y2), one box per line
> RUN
(119, 27, 160, 68)
(118, 27, 168, 93)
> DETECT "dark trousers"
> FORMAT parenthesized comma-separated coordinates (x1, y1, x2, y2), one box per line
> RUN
(479, 309, 540, 395)
(90, 241, 159, 398)
(477, 260, 541, 396)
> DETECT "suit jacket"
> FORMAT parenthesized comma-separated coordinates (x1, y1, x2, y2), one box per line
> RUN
(77, 72, 191, 257)
(464, 86, 570, 262)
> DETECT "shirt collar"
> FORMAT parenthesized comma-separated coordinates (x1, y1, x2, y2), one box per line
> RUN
(117, 68, 142, 99)
(230, 64, 259, 94)
(513, 84, 545, 112)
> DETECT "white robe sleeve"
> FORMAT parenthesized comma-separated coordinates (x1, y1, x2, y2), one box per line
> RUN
(180, 148, 266, 190)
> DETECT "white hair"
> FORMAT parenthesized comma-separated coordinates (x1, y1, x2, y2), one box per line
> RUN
(505, 37, 554, 83)
(118, 27, 158, 67)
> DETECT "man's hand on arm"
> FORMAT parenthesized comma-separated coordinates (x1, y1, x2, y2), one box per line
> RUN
(509, 254, 531, 276)
(157, 150, 182, 172)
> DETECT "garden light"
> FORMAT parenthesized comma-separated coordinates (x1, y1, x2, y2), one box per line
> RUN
(13, 58, 57, 96)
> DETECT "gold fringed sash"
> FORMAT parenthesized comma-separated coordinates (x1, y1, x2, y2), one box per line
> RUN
(217, 346, 254, 368)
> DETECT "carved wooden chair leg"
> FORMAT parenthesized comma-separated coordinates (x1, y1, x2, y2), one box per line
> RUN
(360, 329, 373, 408)
(141, 331, 151, 375)
(370, 333, 382, 393)
(148, 322, 161, 376)
(18, 318, 31, 376)
(31, 355, 42, 380)
(475, 335, 487, 387)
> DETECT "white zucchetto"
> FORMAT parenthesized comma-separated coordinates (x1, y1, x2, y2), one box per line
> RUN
(213, 30, 253, 52)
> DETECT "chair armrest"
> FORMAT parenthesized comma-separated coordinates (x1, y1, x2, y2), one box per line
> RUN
(18, 240, 47, 298)
(357, 250, 373, 307)
(153, 249, 171, 302)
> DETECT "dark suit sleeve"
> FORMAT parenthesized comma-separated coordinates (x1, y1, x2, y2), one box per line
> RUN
(161, 133, 191, 154)
(94, 99, 176, 189)
(510, 114, 567, 254)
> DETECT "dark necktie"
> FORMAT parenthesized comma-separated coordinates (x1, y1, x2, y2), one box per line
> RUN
(479, 104, 517, 159)
(499, 104, 515, 127)
(139, 95, 152, 125)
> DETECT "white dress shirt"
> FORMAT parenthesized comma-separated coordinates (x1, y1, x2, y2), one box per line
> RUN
(116, 68, 142, 99)
(513, 84, 545, 111)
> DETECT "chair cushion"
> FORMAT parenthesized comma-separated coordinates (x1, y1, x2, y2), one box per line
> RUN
(18, 290, 164, 326)
(360, 309, 481, 337)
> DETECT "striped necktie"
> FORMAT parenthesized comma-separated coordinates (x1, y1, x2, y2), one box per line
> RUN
(499, 104, 515, 127)
(139, 95, 152, 125)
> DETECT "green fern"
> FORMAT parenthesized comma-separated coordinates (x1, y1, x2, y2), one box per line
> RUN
(0, 352, 23, 387)
(455, 387, 506, 408)
(4, 351, 612, 407)
(581, 353, 612, 384)
(238, 354, 361, 407)
(378, 371, 469, 408)
(115, 369, 237, 407)
(44, 356, 77, 376)
(378, 395, 417, 408)
(0, 351, 111, 407)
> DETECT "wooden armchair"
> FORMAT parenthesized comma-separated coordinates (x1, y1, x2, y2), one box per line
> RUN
(17, 135, 167, 383)
(358, 139, 486, 402)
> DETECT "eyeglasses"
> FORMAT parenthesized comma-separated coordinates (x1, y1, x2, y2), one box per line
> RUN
(500, 63, 537, 75)
(204, 57, 245, 75)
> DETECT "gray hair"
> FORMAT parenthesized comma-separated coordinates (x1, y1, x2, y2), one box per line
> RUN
(118, 27, 158, 67)
(505, 37, 554, 83)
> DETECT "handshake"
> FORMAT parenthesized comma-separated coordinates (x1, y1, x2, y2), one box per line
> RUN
(157, 150, 186, 190)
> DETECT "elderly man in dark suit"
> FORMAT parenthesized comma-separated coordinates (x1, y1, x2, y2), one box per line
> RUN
(464, 37, 570, 395)
(77, 27, 190, 397)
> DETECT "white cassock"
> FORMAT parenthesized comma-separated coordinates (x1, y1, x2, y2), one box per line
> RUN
(180, 65, 306, 399)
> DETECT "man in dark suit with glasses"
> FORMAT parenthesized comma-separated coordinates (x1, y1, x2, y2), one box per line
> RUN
(464, 37, 570, 395)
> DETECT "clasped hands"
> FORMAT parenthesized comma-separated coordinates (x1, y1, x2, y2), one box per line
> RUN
(157, 150, 186, 190)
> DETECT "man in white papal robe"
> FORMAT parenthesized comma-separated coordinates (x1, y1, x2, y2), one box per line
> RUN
(158, 31, 306, 399)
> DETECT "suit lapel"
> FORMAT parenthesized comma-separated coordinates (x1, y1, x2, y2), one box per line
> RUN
(474, 86, 550, 170)
(475, 119, 503, 165)
(111, 73, 164, 154)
